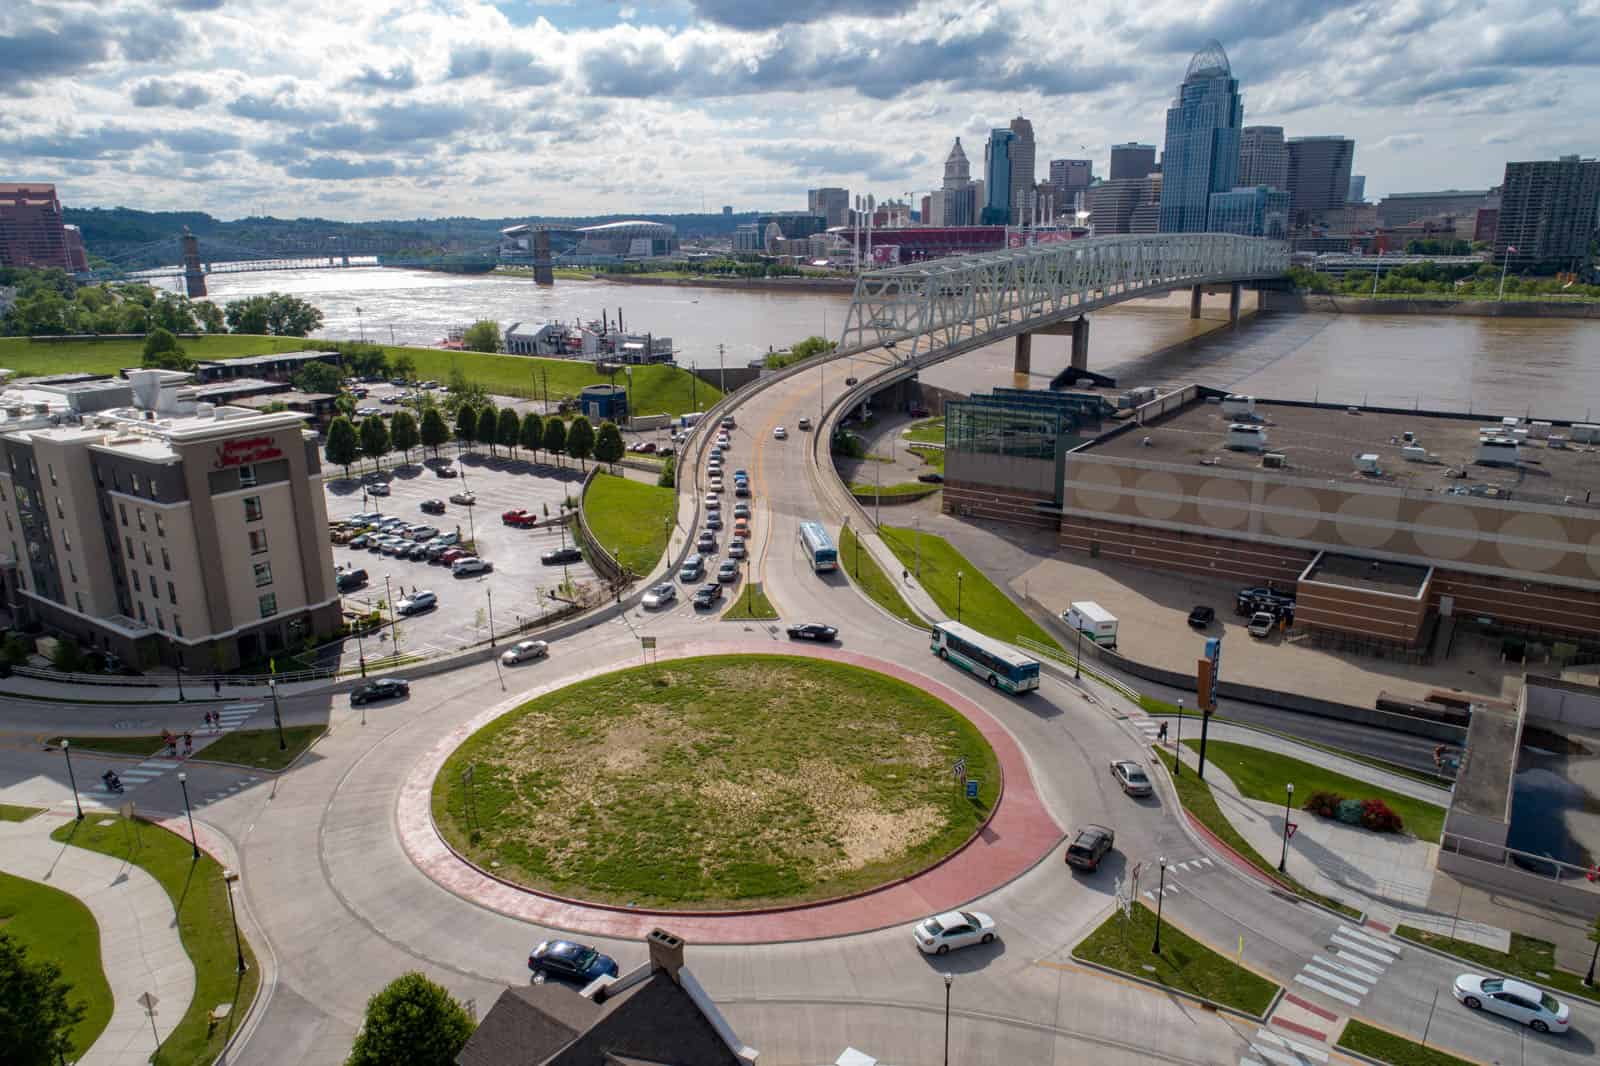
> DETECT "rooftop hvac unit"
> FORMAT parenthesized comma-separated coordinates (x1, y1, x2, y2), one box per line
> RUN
(1402, 445, 1428, 461)
(1221, 394, 1256, 418)
(1549, 436, 1568, 449)
(1476, 438, 1520, 466)
(1529, 421, 1552, 439)
(1572, 424, 1600, 443)
(1227, 423, 1267, 451)
(1355, 453, 1381, 473)
(1402, 430, 1416, 443)
(1501, 416, 1521, 428)
(1262, 452, 1286, 468)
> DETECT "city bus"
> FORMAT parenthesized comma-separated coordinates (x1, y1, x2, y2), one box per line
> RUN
(930, 620, 1041, 694)
(797, 521, 838, 572)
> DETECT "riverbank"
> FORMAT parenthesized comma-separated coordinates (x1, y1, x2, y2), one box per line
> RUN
(495, 267, 858, 294)
(1264, 290, 1600, 319)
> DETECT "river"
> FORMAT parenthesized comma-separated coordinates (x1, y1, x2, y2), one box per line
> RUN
(190, 267, 1600, 421)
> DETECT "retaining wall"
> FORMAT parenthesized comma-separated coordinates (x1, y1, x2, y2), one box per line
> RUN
(1263, 291, 1600, 319)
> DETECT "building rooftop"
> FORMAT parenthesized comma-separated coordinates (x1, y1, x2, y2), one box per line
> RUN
(192, 350, 334, 369)
(1454, 704, 1522, 820)
(1302, 552, 1431, 597)
(1087, 396, 1600, 509)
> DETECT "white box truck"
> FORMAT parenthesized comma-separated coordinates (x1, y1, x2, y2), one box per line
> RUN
(1062, 601, 1118, 648)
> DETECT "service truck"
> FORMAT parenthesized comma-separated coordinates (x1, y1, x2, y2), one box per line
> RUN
(1061, 601, 1119, 648)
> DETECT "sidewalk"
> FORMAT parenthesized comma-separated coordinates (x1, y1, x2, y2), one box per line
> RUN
(0, 672, 323, 705)
(1162, 727, 1510, 952)
(857, 527, 940, 624)
(0, 811, 195, 1066)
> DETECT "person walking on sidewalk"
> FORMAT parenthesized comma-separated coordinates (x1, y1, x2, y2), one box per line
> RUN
(182, 732, 193, 758)
(1157, 720, 1169, 744)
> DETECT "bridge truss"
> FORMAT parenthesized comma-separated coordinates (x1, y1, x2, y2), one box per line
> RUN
(837, 233, 1288, 362)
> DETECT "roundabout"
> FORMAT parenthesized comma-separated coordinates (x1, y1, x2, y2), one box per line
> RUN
(399, 641, 1066, 943)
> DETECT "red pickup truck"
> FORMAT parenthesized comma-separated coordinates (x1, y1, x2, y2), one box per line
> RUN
(502, 509, 537, 528)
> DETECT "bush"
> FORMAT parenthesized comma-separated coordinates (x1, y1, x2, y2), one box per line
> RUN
(1335, 798, 1365, 826)
(657, 452, 675, 488)
(346, 972, 473, 1066)
(1302, 790, 1344, 819)
(1360, 798, 1404, 834)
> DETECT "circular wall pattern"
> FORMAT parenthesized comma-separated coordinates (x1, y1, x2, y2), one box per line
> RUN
(1071, 464, 1124, 512)
(1334, 493, 1400, 549)
(1497, 512, 1569, 572)
(1195, 477, 1250, 530)
(1134, 471, 1184, 520)
(1263, 486, 1323, 540)
(1412, 503, 1480, 561)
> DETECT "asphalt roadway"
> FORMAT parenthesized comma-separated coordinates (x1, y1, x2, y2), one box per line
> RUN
(0, 345, 1586, 1066)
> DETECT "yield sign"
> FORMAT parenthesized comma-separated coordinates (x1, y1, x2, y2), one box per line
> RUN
(137, 991, 159, 1013)
(1286, 822, 1299, 839)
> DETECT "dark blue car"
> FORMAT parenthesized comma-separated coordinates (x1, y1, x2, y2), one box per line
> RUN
(529, 940, 619, 984)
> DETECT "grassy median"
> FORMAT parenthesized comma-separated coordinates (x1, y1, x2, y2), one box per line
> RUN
(878, 526, 1062, 652)
(52, 816, 259, 1066)
(583, 472, 675, 575)
(0, 869, 113, 1058)
(54, 735, 165, 758)
(904, 417, 946, 444)
(838, 525, 920, 624)
(1337, 1019, 1475, 1066)
(1181, 738, 1446, 842)
(196, 725, 325, 771)
(0, 802, 45, 821)
(849, 482, 941, 500)
(722, 582, 778, 620)
(1073, 900, 1278, 1016)
(1394, 927, 1599, 1006)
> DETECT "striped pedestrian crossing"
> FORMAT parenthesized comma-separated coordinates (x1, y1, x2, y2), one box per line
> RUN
(91, 702, 263, 797)
(1240, 1026, 1330, 1066)
(1287, 924, 1400, 1010)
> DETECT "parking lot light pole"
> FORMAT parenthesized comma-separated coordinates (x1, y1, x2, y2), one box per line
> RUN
(1279, 783, 1295, 872)
(956, 570, 964, 623)
(1074, 620, 1083, 679)
(1152, 856, 1168, 954)
(178, 772, 199, 859)
(62, 739, 83, 821)
(223, 868, 246, 974)
(1173, 699, 1183, 776)
(943, 972, 953, 1066)
(486, 587, 495, 647)
(269, 678, 286, 751)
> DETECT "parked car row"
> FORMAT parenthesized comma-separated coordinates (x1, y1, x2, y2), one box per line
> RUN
(333, 513, 489, 575)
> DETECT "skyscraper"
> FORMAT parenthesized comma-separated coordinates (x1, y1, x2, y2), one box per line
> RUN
(1238, 126, 1288, 190)
(1208, 186, 1291, 238)
(1347, 175, 1366, 203)
(1158, 40, 1244, 233)
(1496, 156, 1600, 270)
(1110, 143, 1158, 181)
(937, 137, 979, 227)
(807, 187, 850, 229)
(1285, 136, 1355, 227)
(1007, 115, 1037, 225)
(1050, 159, 1093, 214)
(0, 183, 75, 270)
(983, 128, 1016, 225)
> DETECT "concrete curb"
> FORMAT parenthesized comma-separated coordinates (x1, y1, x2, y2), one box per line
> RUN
(1388, 929, 1600, 1008)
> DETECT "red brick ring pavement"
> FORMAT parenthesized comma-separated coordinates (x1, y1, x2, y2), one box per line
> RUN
(397, 640, 1065, 943)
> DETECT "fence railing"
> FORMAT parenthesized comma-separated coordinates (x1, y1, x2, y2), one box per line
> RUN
(1015, 636, 1142, 705)
(1440, 831, 1600, 889)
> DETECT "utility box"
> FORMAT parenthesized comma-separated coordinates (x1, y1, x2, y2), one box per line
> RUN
(1061, 601, 1118, 648)
(1226, 423, 1267, 451)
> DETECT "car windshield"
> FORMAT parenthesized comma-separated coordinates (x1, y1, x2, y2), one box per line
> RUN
(959, 911, 980, 925)
(574, 948, 597, 970)
(1126, 768, 1148, 783)
(1538, 991, 1560, 1012)
(1479, 979, 1503, 993)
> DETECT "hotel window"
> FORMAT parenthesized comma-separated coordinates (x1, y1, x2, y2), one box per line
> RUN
(0, 481, 5, 500)
(249, 529, 268, 554)
(253, 561, 273, 587)
(131, 473, 141, 495)
(94, 464, 103, 488)
(244, 496, 262, 522)
(75, 591, 84, 612)
(55, 496, 63, 519)
(238, 463, 257, 488)
(119, 503, 128, 526)
(155, 608, 164, 631)
(137, 508, 146, 532)
(258, 592, 277, 618)
(62, 530, 70, 551)
(143, 543, 152, 566)
(47, 463, 55, 486)
(112, 471, 121, 491)
(168, 580, 177, 604)
(7, 513, 14, 531)
(27, 459, 35, 479)
(173, 615, 183, 637)
(155, 514, 165, 538)
(137, 601, 147, 623)
(68, 559, 76, 582)
(125, 536, 135, 560)
(131, 568, 139, 591)
(148, 574, 158, 598)
(162, 547, 171, 570)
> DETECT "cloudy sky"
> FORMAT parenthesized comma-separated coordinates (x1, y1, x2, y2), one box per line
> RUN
(3, 0, 1595, 221)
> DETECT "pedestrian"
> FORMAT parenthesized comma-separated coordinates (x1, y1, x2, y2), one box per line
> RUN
(213, 678, 221, 697)
(163, 729, 176, 757)
(183, 731, 193, 758)
(1157, 720, 1169, 743)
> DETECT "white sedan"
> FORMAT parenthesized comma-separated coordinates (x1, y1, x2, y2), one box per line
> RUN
(1453, 975, 1569, 1033)
(912, 910, 996, 955)
(500, 640, 549, 665)
(773, 426, 787, 439)
(642, 582, 677, 609)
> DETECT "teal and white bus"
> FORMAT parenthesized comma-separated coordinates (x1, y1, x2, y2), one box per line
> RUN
(930, 620, 1041, 694)
(798, 521, 838, 572)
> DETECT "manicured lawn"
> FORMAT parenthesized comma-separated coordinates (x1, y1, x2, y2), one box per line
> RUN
(1073, 900, 1279, 1016)
(52, 817, 258, 1066)
(0, 334, 310, 376)
(848, 481, 941, 499)
(1394, 927, 1599, 1006)
(838, 524, 920, 624)
(0, 869, 113, 1058)
(433, 655, 999, 909)
(196, 726, 324, 772)
(722, 582, 778, 620)
(55, 734, 164, 757)
(904, 417, 946, 445)
(1152, 748, 1363, 919)
(1180, 738, 1445, 842)
(582, 473, 675, 575)
(0, 802, 44, 821)
(878, 526, 1063, 652)
(909, 445, 945, 471)
(1337, 1019, 1475, 1066)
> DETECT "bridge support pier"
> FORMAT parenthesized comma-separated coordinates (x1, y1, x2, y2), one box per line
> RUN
(1070, 316, 1090, 372)
(1013, 332, 1032, 375)
(532, 229, 554, 286)
(182, 231, 206, 298)
(1189, 284, 1203, 319)
(1228, 282, 1242, 325)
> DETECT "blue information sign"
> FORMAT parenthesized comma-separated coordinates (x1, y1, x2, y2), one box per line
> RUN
(965, 779, 979, 799)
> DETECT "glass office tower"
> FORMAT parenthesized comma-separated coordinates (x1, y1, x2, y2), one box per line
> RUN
(1158, 40, 1244, 233)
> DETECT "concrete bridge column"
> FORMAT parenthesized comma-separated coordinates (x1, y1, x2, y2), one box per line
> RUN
(1013, 332, 1032, 374)
(182, 231, 206, 298)
(1189, 284, 1203, 319)
(532, 229, 554, 287)
(1070, 316, 1091, 371)
(1228, 282, 1242, 325)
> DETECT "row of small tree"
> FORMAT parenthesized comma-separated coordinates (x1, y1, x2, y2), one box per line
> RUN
(323, 402, 625, 479)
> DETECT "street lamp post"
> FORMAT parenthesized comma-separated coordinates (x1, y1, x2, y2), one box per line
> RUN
(1173, 699, 1184, 777)
(942, 972, 953, 1066)
(956, 570, 964, 623)
(1279, 783, 1295, 872)
(223, 868, 247, 974)
(1585, 934, 1598, 987)
(178, 772, 199, 859)
(62, 739, 83, 821)
(486, 587, 496, 647)
(355, 620, 367, 679)
(1152, 856, 1168, 954)
(176, 662, 185, 702)
(1074, 620, 1083, 680)
(269, 678, 286, 751)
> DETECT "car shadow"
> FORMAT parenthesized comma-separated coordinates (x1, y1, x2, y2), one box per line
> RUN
(1067, 849, 1129, 896)
(1459, 1003, 1595, 1050)
(916, 936, 1008, 974)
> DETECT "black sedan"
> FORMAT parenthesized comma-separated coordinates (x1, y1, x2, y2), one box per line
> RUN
(1187, 605, 1215, 629)
(528, 940, 618, 984)
(786, 623, 838, 642)
(350, 678, 409, 705)
(541, 546, 583, 565)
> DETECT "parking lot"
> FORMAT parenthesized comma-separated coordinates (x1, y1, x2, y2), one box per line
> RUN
(323, 450, 598, 659)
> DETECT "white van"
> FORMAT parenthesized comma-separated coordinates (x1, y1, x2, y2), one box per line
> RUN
(1062, 601, 1118, 648)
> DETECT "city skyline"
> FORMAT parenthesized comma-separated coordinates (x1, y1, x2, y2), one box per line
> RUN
(2, 0, 1596, 221)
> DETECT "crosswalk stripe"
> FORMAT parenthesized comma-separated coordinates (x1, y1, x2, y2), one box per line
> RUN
(1301, 965, 1369, 994)
(1313, 954, 1382, 982)
(1325, 949, 1384, 979)
(1255, 1029, 1328, 1062)
(117, 771, 162, 782)
(1337, 925, 1400, 955)
(1330, 936, 1396, 965)
(135, 760, 172, 770)
(223, 703, 261, 710)
(1293, 974, 1362, 1006)
(1247, 1044, 1306, 1066)
(1240, 1057, 1270, 1066)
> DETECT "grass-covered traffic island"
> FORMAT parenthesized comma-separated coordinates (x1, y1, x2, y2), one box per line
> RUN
(1073, 900, 1279, 1016)
(0, 870, 113, 1058)
(582, 472, 675, 574)
(432, 655, 1000, 909)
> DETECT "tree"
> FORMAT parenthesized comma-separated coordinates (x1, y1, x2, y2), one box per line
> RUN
(324, 416, 359, 479)
(151, 293, 197, 334)
(657, 451, 675, 488)
(567, 416, 595, 471)
(141, 327, 194, 370)
(462, 319, 501, 353)
(224, 292, 324, 336)
(477, 405, 498, 458)
(390, 353, 416, 381)
(0, 932, 87, 1066)
(194, 300, 226, 333)
(420, 407, 450, 458)
(455, 405, 477, 450)
(346, 971, 473, 1066)
(359, 414, 390, 476)
(293, 360, 343, 395)
(791, 334, 837, 360)
(519, 411, 543, 461)
(543, 417, 567, 466)
(333, 393, 356, 418)
(389, 410, 420, 464)
(593, 420, 625, 471)
(497, 407, 521, 458)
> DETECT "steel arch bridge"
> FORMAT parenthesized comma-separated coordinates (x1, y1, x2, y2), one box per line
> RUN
(836, 233, 1289, 364)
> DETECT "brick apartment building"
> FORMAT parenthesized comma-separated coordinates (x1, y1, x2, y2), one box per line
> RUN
(1, 183, 87, 272)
